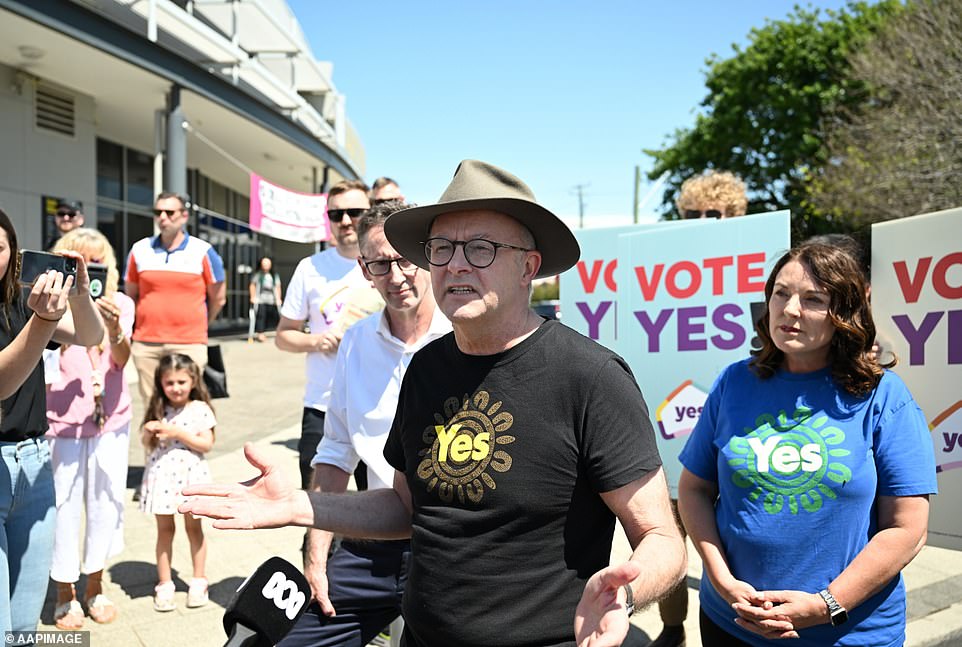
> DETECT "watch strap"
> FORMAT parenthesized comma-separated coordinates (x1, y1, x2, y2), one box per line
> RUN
(622, 583, 635, 616)
(818, 588, 848, 626)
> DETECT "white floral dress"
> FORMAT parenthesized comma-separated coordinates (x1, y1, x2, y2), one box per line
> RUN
(139, 401, 215, 514)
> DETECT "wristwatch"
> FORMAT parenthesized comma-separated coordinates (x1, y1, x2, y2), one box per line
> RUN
(622, 583, 635, 616)
(818, 588, 848, 626)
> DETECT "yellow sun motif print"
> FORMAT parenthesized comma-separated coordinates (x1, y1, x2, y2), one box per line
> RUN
(416, 390, 516, 504)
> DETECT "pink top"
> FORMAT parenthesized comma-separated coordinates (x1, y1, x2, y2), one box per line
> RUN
(46, 292, 135, 438)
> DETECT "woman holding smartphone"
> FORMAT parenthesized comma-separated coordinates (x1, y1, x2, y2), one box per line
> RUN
(46, 228, 134, 629)
(0, 210, 103, 634)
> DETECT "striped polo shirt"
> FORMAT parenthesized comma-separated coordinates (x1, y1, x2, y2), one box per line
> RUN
(124, 232, 225, 344)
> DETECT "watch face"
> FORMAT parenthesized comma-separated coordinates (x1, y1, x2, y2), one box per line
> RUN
(831, 608, 849, 626)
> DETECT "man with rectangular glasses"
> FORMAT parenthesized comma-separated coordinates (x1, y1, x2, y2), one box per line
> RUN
(183, 160, 685, 646)
(280, 201, 450, 647)
(124, 191, 225, 400)
(277, 180, 383, 493)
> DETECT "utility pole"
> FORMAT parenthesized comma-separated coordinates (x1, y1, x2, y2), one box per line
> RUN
(632, 166, 641, 223)
(572, 183, 589, 228)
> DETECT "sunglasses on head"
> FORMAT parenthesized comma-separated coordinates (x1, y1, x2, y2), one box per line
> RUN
(153, 208, 183, 217)
(56, 210, 78, 218)
(328, 208, 367, 221)
(683, 209, 722, 220)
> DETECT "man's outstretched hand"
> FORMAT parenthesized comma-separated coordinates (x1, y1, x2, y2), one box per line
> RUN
(574, 560, 642, 647)
(179, 442, 305, 529)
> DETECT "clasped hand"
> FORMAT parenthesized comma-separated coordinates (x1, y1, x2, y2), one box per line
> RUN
(722, 578, 827, 640)
(145, 420, 179, 442)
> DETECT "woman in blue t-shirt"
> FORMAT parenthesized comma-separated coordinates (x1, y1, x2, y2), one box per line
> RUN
(678, 242, 937, 647)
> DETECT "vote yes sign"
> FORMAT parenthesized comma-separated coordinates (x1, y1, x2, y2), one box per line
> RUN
(560, 212, 790, 495)
(873, 207, 962, 551)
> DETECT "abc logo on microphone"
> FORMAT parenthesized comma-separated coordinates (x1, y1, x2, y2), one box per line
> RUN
(261, 570, 307, 620)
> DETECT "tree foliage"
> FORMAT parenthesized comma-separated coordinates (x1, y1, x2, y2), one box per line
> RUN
(806, 0, 962, 227)
(644, 1, 903, 240)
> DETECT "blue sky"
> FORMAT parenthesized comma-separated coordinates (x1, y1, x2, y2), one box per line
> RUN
(288, 0, 852, 229)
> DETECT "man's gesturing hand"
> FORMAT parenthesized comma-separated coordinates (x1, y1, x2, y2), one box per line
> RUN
(179, 442, 304, 530)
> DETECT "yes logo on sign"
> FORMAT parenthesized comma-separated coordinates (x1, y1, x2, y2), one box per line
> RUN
(656, 380, 708, 440)
(262, 571, 307, 620)
(727, 407, 852, 515)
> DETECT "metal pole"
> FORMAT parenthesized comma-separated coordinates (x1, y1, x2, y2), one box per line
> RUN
(165, 85, 187, 197)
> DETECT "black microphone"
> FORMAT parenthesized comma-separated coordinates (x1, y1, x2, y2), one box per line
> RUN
(223, 556, 310, 647)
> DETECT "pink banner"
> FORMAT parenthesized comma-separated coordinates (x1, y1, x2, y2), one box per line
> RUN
(249, 174, 329, 243)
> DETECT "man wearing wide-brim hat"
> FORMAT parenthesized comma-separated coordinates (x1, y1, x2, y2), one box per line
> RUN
(180, 160, 685, 646)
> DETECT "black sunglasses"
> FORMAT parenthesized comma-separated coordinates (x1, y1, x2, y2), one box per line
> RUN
(56, 210, 78, 218)
(683, 209, 722, 220)
(328, 208, 367, 221)
(153, 208, 183, 217)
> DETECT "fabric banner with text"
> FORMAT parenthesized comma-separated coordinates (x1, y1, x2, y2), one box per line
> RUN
(249, 174, 329, 243)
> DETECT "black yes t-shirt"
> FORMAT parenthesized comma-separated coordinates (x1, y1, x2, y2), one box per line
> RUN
(384, 320, 661, 647)
(0, 300, 50, 441)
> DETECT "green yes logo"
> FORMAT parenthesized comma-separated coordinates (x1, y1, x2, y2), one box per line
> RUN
(727, 408, 851, 515)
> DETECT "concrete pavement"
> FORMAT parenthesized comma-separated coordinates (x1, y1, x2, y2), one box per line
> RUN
(37, 335, 962, 646)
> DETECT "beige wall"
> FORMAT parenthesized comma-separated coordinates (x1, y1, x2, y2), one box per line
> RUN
(0, 63, 97, 249)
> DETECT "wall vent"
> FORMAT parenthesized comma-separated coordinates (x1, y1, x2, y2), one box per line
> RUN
(35, 84, 75, 137)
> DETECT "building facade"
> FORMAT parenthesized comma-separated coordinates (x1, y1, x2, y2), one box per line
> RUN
(0, 0, 364, 330)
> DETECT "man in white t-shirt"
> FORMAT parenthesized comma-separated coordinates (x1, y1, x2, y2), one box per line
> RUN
(279, 201, 450, 647)
(276, 180, 382, 490)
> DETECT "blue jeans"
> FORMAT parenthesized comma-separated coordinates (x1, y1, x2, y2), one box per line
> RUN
(0, 438, 56, 633)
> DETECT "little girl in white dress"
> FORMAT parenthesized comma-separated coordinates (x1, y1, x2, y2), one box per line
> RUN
(139, 353, 215, 612)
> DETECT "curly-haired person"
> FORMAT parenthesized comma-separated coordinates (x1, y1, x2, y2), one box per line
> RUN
(675, 170, 748, 220)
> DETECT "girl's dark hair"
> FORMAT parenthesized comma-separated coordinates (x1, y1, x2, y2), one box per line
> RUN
(0, 209, 21, 332)
(750, 242, 893, 396)
(142, 353, 214, 450)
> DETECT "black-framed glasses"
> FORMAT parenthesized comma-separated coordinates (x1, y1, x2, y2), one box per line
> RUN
(56, 210, 78, 218)
(423, 237, 533, 269)
(328, 208, 367, 221)
(153, 208, 182, 217)
(683, 209, 722, 220)
(362, 257, 418, 276)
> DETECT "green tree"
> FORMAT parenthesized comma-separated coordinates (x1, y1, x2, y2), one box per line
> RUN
(644, 1, 903, 240)
(807, 0, 962, 227)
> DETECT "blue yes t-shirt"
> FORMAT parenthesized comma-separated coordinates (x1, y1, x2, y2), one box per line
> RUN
(679, 359, 937, 647)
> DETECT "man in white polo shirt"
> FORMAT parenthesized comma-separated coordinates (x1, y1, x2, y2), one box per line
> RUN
(276, 180, 382, 491)
(279, 200, 450, 646)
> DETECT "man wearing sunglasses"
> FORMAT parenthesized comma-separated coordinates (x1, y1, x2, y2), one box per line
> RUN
(123, 192, 226, 401)
(277, 180, 383, 494)
(280, 201, 450, 647)
(46, 200, 85, 250)
(371, 176, 405, 204)
(183, 160, 685, 647)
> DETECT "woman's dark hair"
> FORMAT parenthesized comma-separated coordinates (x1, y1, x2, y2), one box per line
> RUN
(142, 353, 214, 450)
(750, 242, 893, 396)
(0, 209, 21, 332)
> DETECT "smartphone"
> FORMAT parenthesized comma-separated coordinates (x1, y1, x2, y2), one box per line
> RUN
(17, 250, 78, 288)
(87, 263, 108, 300)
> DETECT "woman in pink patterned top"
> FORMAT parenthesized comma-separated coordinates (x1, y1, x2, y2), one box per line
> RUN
(46, 228, 134, 629)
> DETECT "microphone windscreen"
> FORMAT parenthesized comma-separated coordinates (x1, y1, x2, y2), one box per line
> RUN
(223, 556, 310, 646)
